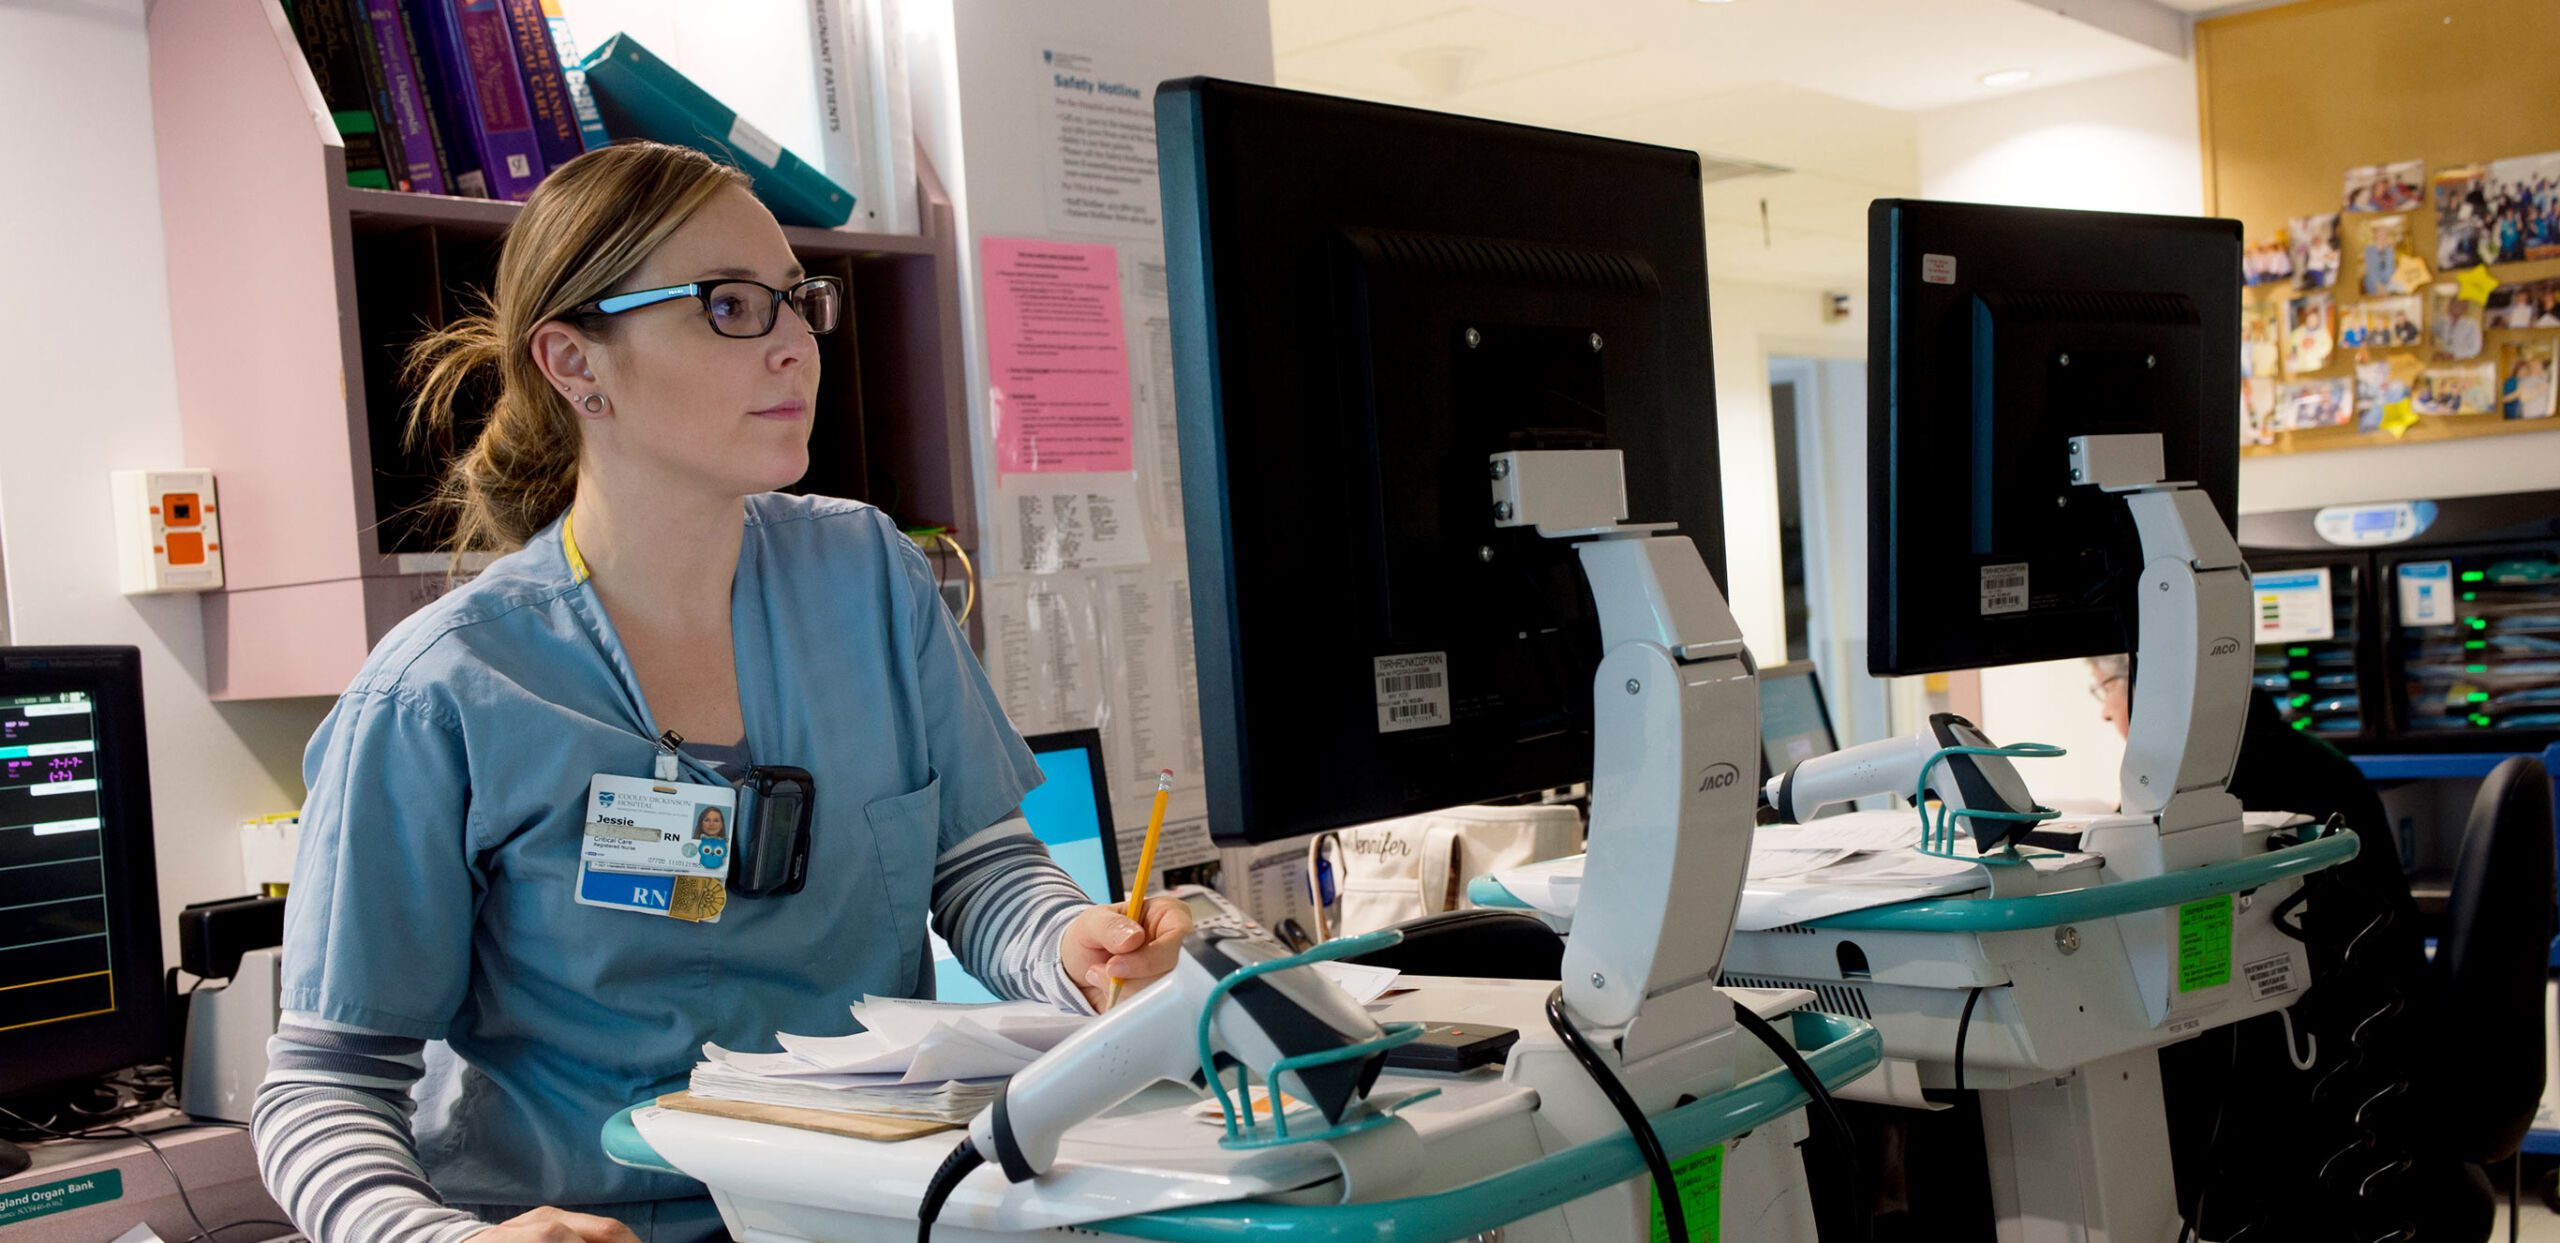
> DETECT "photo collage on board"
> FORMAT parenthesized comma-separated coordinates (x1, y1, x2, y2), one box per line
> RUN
(2245, 151, 2560, 443)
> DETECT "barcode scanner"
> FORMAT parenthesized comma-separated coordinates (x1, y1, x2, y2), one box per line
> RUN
(914, 929, 1393, 1241)
(1762, 712, 2043, 852)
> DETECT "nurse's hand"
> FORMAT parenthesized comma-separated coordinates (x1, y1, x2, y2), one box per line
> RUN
(1061, 897, 1192, 1010)
(465, 1206, 643, 1243)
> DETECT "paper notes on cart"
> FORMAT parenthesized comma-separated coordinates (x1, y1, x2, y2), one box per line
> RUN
(1308, 960, 1405, 1006)
(687, 1061, 1003, 1124)
(691, 996, 1089, 1123)
(1746, 815, 1925, 880)
(1189, 1085, 1311, 1126)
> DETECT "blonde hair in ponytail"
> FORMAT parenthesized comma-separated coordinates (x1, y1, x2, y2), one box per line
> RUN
(402, 141, 753, 553)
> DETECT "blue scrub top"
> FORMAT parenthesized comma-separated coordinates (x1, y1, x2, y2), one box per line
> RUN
(281, 494, 1042, 1208)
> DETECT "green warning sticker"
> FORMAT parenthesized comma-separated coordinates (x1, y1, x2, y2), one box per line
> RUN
(0, 1170, 123, 1227)
(1648, 1142, 1724, 1243)
(2177, 894, 2234, 992)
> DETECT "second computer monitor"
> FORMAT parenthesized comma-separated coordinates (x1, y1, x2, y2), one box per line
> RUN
(1867, 199, 2242, 677)
(1757, 661, 1841, 780)
(1158, 77, 1726, 846)
(1016, 729, 1122, 905)
(930, 730, 1124, 1003)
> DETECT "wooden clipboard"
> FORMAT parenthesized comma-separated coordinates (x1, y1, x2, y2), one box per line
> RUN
(654, 1091, 957, 1142)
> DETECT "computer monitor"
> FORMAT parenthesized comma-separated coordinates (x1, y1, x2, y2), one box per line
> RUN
(1015, 729, 1122, 904)
(1158, 78, 1725, 845)
(0, 647, 164, 1101)
(1757, 662, 1840, 779)
(1867, 200, 2241, 677)
(929, 730, 1119, 1003)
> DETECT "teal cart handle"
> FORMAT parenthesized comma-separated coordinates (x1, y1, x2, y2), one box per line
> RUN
(604, 1014, 1882, 1242)
(1472, 833, 2356, 933)
(1803, 832, 2358, 933)
(601, 1101, 684, 1176)
(1468, 874, 1530, 909)
(1092, 1010, 1879, 1242)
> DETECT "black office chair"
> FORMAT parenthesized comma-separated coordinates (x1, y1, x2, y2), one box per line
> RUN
(2414, 755, 2553, 1237)
(1338, 908, 1566, 981)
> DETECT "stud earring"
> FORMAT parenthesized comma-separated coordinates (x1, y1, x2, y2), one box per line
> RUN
(581, 393, 607, 414)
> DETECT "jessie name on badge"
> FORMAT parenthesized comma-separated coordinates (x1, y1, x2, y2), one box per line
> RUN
(575, 772, 736, 923)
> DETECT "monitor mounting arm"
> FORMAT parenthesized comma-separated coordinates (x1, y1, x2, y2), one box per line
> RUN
(2067, 432, 2253, 882)
(1491, 449, 1759, 1070)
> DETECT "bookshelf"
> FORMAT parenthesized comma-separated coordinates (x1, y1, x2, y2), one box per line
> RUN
(147, 0, 975, 700)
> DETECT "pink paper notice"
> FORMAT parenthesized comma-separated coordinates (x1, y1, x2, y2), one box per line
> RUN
(983, 237, 1133, 474)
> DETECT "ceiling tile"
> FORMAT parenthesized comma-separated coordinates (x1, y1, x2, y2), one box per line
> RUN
(1277, 5, 1642, 104)
(1430, 47, 1747, 127)
(1270, 0, 2179, 287)
(1268, 0, 1470, 55)
(1278, 0, 2180, 114)
(1592, 85, 1919, 186)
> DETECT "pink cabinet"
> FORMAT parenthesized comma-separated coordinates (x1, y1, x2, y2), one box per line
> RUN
(148, 0, 974, 698)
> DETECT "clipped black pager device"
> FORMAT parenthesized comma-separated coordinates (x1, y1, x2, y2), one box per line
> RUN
(1382, 1022, 1519, 1073)
(730, 765, 814, 897)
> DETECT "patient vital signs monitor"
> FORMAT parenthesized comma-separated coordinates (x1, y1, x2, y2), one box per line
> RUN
(0, 648, 164, 1106)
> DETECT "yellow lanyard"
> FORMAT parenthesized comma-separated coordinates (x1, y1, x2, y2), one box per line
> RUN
(561, 508, 591, 584)
(564, 508, 680, 777)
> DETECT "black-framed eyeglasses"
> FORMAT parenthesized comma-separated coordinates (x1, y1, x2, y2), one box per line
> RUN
(575, 275, 844, 338)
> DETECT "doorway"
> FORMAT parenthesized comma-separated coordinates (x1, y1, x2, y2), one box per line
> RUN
(1766, 355, 1906, 747)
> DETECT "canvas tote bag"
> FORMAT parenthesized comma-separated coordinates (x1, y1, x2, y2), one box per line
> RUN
(1323, 803, 1581, 938)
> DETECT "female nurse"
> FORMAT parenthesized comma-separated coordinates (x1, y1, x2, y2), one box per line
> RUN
(252, 142, 1190, 1243)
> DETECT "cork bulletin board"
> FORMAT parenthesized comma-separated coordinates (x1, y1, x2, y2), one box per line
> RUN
(2198, 0, 2560, 455)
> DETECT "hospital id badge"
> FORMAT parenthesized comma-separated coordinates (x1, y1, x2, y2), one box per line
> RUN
(574, 772, 734, 923)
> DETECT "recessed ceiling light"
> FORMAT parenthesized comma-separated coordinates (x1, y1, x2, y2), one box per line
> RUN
(1980, 69, 2035, 88)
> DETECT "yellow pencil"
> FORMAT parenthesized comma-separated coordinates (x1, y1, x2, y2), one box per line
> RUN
(1106, 770, 1176, 1009)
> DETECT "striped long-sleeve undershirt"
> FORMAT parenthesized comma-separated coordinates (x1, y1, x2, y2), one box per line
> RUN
(252, 1013, 483, 1243)
(928, 820, 1100, 1016)
(253, 819, 1096, 1243)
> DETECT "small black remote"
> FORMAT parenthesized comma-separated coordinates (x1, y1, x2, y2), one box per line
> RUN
(1383, 1022, 1520, 1072)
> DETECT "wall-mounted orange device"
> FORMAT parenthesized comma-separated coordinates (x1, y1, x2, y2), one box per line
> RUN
(112, 468, 225, 594)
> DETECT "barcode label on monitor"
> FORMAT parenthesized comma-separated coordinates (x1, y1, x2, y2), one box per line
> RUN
(1979, 562, 2029, 615)
(1374, 653, 1451, 734)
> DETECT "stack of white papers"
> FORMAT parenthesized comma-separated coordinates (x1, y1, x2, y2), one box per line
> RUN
(1486, 813, 1930, 915)
(1309, 960, 1405, 1006)
(686, 1064, 1004, 1122)
(689, 968, 1406, 1124)
(1746, 813, 1925, 880)
(690, 996, 1089, 1122)
(1737, 840, 2103, 931)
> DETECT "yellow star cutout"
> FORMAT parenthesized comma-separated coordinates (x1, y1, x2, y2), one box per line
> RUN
(2456, 264, 2501, 305)
(2393, 253, 2432, 293)
(2382, 398, 2419, 437)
